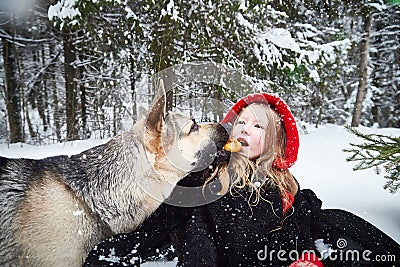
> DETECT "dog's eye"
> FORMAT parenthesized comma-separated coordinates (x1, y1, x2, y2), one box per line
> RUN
(190, 119, 199, 133)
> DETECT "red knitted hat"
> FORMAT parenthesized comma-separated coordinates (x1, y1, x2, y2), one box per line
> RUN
(221, 93, 299, 170)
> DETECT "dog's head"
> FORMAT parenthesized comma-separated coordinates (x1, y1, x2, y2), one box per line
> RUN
(144, 80, 229, 175)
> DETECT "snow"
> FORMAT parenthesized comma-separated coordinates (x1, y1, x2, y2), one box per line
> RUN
(291, 124, 400, 244)
(0, 138, 109, 159)
(257, 28, 301, 53)
(48, 0, 81, 23)
(0, 124, 399, 266)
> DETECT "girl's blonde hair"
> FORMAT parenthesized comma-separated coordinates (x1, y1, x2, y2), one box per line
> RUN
(205, 103, 298, 204)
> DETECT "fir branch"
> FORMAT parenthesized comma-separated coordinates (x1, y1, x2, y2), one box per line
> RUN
(344, 126, 400, 193)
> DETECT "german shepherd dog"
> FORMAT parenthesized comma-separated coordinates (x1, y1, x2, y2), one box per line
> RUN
(0, 80, 229, 267)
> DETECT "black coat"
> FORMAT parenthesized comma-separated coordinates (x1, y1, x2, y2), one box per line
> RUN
(176, 183, 400, 267)
(177, 184, 321, 266)
(85, 179, 400, 267)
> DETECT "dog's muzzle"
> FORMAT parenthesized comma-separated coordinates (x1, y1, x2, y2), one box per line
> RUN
(210, 123, 231, 165)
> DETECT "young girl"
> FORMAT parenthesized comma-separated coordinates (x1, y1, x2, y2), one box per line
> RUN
(85, 92, 399, 266)
(176, 93, 400, 267)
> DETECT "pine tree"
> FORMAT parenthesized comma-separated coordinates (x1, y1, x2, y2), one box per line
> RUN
(344, 126, 400, 193)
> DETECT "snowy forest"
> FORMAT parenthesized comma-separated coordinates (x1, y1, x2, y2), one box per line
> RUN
(0, 0, 399, 145)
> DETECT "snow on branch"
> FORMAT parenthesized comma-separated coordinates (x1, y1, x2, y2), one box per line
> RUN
(48, 0, 81, 27)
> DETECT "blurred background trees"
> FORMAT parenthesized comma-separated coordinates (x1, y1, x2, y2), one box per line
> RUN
(0, 0, 399, 144)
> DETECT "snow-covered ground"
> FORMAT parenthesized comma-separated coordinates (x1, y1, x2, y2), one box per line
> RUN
(0, 124, 399, 266)
(291, 124, 400, 245)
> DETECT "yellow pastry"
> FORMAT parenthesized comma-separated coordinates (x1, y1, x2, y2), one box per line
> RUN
(223, 138, 242, 152)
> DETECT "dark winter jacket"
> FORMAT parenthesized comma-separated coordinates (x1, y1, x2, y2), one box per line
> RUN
(175, 181, 400, 267)
(84, 176, 400, 267)
(176, 181, 322, 267)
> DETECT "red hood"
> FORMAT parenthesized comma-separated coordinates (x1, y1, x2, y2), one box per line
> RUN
(221, 93, 299, 170)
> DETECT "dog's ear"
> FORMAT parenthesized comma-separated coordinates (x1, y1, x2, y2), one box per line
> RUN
(146, 79, 168, 134)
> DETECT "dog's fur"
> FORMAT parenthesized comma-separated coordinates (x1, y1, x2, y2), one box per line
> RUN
(0, 80, 229, 267)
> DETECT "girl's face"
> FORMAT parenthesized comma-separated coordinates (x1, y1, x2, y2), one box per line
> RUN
(232, 104, 268, 160)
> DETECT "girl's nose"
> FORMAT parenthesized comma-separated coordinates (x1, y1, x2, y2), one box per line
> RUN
(241, 126, 248, 135)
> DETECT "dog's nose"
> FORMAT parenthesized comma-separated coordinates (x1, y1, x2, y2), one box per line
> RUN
(214, 123, 231, 150)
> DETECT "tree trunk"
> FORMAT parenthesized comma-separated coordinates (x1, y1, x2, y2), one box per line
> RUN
(52, 85, 62, 142)
(213, 85, 224, 122)
(49, 42, 62, 142)
(63, 31, 78, 141)
(130, 59, 137, 123)
(25, 108, 36, 139)
(35, 48, 48, 133)
(351, 15, 373, 127)
(2, 37, 24, 143)
(41, 44, 49, 132)
(151, 15, 175, 112)
(80, 81, 87, 138)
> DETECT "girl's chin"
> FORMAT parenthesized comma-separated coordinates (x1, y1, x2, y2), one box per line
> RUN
(234, 151, 259, 161)
(237, 149, 261, 160)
